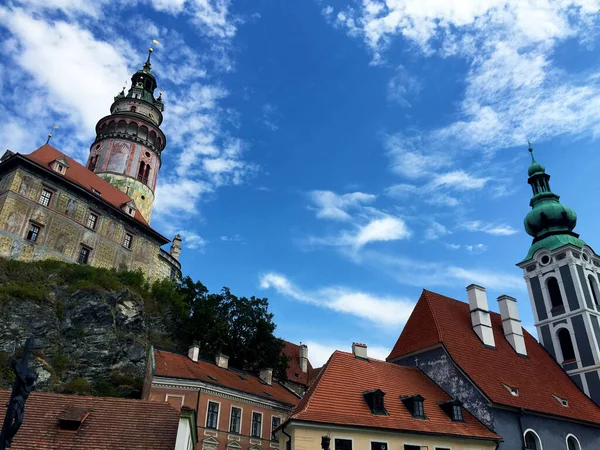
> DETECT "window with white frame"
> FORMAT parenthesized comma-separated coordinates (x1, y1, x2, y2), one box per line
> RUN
(567, 434, 580, 450)
(524, 430, 542, 450)
(206, 401, 219, 429)
(251, 412, 262, 438)
(271, 416, 281, 440)
(26, 223, 40, 242)
(39, 189, 52, 207)
(87, 212, 98, 230)
(229, 407, 241, 434)
(123, 232, 133, 249)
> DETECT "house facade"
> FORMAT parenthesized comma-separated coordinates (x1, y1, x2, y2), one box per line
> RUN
(277, 344, 500, 450)
(143, 346, 302, 450)
(0, 47, 182, 280)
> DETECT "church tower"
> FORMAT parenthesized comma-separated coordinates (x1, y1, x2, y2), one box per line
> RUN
(517, 146, 600, 405)
(86, 47, 166, 223)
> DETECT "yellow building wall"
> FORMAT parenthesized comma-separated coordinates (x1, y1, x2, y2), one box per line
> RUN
(282, 424, 497, 450)
(0, 168, 179, 281)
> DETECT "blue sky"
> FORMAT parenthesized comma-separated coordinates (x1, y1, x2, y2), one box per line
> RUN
(2, 0, 600, 366)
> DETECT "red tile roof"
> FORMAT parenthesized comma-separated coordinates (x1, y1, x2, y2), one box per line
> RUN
(289, 351, 499, 441)
(281, 341, 313, 386)
(0, 390, 181, 449)
(388, 290, 600, 425)
(21, 144, 152, 229)
(153, 348, 301, 407)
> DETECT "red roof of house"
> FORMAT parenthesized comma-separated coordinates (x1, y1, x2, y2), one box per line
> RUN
(22, 144, 151, 228)
(289, 351, 499, 441)
(0, 390, 181, 450)
(387, 290, 600, 425)
(281, 341, 313, 386)
(153, 348, 301, 407)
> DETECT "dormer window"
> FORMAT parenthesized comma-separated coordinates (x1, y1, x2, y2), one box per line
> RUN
(363, 389, 387, 415)
(51, 157, 69, 175)
(92, 188, 101, 196)
(502, 383, 519, 396)
(401, 394, 426, 419)
(121, 201, 137, 218)
(439, 399, 465, 422)
(552, 394, 569, 407)
(58, 407, 89, 432)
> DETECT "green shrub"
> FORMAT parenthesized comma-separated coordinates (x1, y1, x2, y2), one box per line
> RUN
(63, 377, 91, 395)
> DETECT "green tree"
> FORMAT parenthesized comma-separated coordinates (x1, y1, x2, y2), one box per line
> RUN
(176, 277, 288, 380)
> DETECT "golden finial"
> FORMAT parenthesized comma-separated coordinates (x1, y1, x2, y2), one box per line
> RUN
(46, 125, 59, 144)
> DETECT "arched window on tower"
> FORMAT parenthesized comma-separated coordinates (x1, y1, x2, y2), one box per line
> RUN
(524, 430, 541, 450)
(88, 155, 98, 171)
(567, 435, 581, 450)
(116, 120, 127, 134)
(144, 164, 151, 185)
(137, 161, 147, 184)
(589, 275, 600, 309)
(557, 328, 576, 362)
(126, 122, 138, 135)
(130, 106, 137, 112)
(138, 126, 148, 141)
(547, 277, 564, 310)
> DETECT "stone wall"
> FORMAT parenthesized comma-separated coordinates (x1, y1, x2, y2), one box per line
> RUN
(0, 167, 177, 281)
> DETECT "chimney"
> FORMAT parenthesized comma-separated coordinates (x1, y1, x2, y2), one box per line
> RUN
(259, 368, 273, 385)
(466, 284, 495, 348)
(215, 352, 229, 369)
(497, 295, 527, 356)
(299, 343, 308, 373)
(170, 234, 182, 261)
(188, 344, 199, 362)
(352, 342, 368, 359)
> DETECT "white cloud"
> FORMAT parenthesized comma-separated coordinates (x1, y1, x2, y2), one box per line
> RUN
(385, 134, 451, 178)
(353, 217, 411, 248)
(177, 231, 208, 250)
(446, 243, 461, 250)
(154, 178, 214, 216)
(260, 272, 415, 327)
(309, 190, 377, 221)
(0, 7, 129, 141)
(303, 340, 391, 367)
(220, 234, 244, 242)
(387, 65, 421, 107)
(328, 0, 600, 155)
(462, 220, 518, 236)
(425, 222, 450, 240)
(466, 243, 488, 254)
(430, 171, 490, 191)
(360, 250, 525, 291)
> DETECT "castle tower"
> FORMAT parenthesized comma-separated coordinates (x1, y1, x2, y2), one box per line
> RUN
(517, 145, 600, 405)
(86, 47, 166, 223)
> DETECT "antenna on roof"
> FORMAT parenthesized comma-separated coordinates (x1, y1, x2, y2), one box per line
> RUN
(46, 125, 59, 144)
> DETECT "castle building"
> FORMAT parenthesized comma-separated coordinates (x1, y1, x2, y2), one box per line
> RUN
(385, 147, 600, 449)
(0, 48, 182, 280)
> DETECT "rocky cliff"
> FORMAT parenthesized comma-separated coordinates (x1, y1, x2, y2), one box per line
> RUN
(0, 259, 178, 397)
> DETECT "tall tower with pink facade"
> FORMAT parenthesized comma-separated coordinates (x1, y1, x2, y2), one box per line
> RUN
(86, 48, 166, 223)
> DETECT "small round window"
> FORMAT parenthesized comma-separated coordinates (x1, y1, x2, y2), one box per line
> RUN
(145, 152, 151, 158)
(583, 253, 590, 262)
(541, 255, 551, 265)
(141, 195, 146, 200)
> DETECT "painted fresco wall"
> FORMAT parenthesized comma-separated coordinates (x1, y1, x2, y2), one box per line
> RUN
(281, 422, 497, 450)
(97, 172, 155, 223)
(0, 167, 177, 282)
(397, 347, 495, 429)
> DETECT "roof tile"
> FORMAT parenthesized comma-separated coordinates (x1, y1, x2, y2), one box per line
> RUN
(289, 351, 499, 441)
(154, 349, 300, 406)
(0, 390, 181, 449)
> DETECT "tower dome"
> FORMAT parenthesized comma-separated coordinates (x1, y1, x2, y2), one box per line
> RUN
(521, 145, 584, 261)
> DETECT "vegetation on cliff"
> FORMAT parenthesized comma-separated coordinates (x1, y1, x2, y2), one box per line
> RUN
(0, 259, 288, 397)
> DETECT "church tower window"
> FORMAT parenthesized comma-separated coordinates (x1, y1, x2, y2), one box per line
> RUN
(557, 328, 576, 362)
(588, 275, 600, 308)
(546, 277, 564, 310)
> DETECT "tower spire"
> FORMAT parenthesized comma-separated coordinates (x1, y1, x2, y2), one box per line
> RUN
(143, 47, 153, 71)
